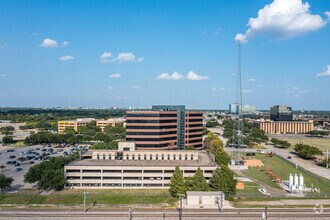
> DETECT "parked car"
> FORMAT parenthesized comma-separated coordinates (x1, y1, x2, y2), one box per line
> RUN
(6, 149, 15, 152)
(14, 163, 21, 166)
(28, 161, 35, 165)
(9, 155, 16, 159)
(287, 156, 292, 159)
(15, 167, 22, 172)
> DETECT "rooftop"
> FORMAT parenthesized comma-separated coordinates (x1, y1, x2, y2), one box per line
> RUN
(67, 151, 216, 168)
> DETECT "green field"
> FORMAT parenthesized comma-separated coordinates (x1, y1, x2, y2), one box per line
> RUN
(277, 137, 330, 152)
(235, 181, 267, 198)
(242, 154, 330, 196)
(0, 189, 177, 207)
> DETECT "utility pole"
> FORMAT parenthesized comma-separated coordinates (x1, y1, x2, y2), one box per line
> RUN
(83, 191, 88, 212)
(177, 194, 184, 220)
(327, 148, 329, 169)
(129, 207, 133, 220)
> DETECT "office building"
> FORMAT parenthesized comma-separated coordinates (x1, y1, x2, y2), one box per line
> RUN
(126, 105, 203, 150)
(65, 142, 217, 189)
(258, 119, 314, 134)
(58, 118, 95, 134)
(96, 118, 126, 132)
(270, 105, 293, 121)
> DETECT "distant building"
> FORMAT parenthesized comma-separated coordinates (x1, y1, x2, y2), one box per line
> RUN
(64, 143, 217, 189)
(58, 118, 95, 134)
(126, 105, 203, 150)
(96, 118, 126, 132)
(229, 104, 256, 115)
(257, 119, 314, 134)
(58, 118, 125, 134)
(270, 105, 293, 121)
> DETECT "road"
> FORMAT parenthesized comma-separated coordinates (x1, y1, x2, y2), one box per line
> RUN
(0, 208, 329, 219)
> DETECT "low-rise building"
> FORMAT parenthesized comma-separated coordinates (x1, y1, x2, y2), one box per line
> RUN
(64, 143, 217, 189)
(96, 118, 126, 132)
(257, 119, 314, 134)
(58, 118, 95, 134)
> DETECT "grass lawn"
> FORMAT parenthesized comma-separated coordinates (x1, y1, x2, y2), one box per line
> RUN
(0, 189, 177, 206)
(277, 137, 330, 152)
(236, 181, 267, 198)
(242, 154, 330, 196)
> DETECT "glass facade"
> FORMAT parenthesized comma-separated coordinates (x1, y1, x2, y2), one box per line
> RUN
(152, 105, 186, 150)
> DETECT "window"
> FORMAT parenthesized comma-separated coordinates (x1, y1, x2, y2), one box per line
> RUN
(138, 154, 141, 160)
(167, 154, 170, 160)
(173, 154, 176, 160)
(150, 154, 152, 160)
(156, 154, 158, 160)
(97, 154, 100, 160)
(179, 154, 182, 160)
(109, 154, 112, 160)
(191, 154, 194, 160)
(103, 154, 105, 160)
(185, 154, 188, 160)
(144, 154, 147, 160)
(161, 154, 164, 160)
(132, 154, 135, 160)
(126, 154, 129, 160)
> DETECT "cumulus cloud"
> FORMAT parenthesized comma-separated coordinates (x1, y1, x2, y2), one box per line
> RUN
(235, 0, 328, 42)
(100, 52, 113, 63)
(286, 86, 315, 98)
(59, 55, 75, 61)
(247, 78, 256, 82)
(257, 84, 263, 87)
(234, 33, 248, 43)
(326, 12, 330, 19)
(186, 71, 209, 80)
(132, 85, 141, 90)
(40, 38, 58, 48)
(316, 65, 330, 77)
(109, 73, 121, 78)
(212, 87, 226, 91)
(157, 71, 183, 80)
(62, 41, 69, 47)
(115, 52, 143, 63)
(107, 86, 114, 90)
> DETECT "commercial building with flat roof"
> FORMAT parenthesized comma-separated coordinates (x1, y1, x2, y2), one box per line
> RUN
(126, 105, 203, 150)
(258, 119, 314, 134)
(270, 105, 293, 121)
(64, 143, 217, 189)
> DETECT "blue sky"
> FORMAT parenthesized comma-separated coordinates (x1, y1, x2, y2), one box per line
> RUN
(0, 0, 329, 110)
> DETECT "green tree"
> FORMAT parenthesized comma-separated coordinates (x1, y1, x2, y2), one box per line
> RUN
(209, 166, 236, 197)
(0, 174, 14, 191)
(0, 165, 5, 173)
(169, 166, 186, 197)
(64, 127, 76, 135)
(294, 144, 323, 159)
(2, 136, 14, 144)
(187, 167, 210, 191)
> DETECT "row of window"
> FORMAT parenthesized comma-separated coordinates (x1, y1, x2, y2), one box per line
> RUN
(70, 183, 168, 187)
(126, 131, 177, 136)
(126, 120, 177, 124)
(126, 137, 177, 142)
(96, 153, 195, 161)
(68, 176, 211, 180)
(126, 125, 177, 129)
(126, 114, 177, 118)
(67, 169, 213, 174)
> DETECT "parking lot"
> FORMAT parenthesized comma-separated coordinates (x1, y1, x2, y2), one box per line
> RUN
(0, 144, 89, 191)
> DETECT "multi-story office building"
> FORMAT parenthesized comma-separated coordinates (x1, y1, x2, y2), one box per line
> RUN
(96, 118, 126, 132)
(58, 118, 95, 134)
(258, 119, 314, 134)
(270, 105, 293, 121)
(126, 105, 203, 150)
(65, 142, 217, 189)
(58, 118, 125, 134)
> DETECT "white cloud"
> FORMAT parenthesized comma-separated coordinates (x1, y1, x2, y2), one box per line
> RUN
(235, 0, 327, 42)
(326, 12, 330, 19)
(132, 85, 141, 90)
(109, 73, 121, 78)
(212, 87, 226, 91)
(0, 43, 10, 50)
(59, 55, 75, 61)
(40, 38, 58, 48)
(115, 52, 143, 63)
(242, 89, 253, 93)
(286, 86, 315, 97)
(107, 86, 114, 90)
(247, 78, 256, 82)
(186, 71, 209, 80)
(32, 33, 39, 36)
(234, 33, 248, 43)
(62, 41, 69, 47)
(157, 71, 183, 80)
(257, 84, 263, 87)
(316, 65, 330, 77)
(0, 74, 6, 77)
(100, 52, 113, 63)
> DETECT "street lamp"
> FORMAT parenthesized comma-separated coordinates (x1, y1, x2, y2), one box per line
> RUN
(177, 194, 184, 220)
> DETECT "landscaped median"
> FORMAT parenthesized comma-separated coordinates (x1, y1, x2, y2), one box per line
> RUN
(0, 189, 177, 208)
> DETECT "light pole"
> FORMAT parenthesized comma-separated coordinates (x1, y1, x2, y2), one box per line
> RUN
(129, 207, 133, 220)
(83, 191, 88, 212)
(177, 194, 184, 220)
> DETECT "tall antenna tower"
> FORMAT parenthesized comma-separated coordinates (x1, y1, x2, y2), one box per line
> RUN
(232, 43, 244, 161)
